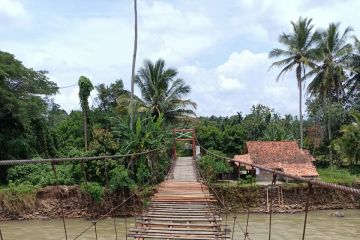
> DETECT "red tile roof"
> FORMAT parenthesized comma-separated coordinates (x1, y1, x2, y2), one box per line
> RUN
(234, 141, 318, 177)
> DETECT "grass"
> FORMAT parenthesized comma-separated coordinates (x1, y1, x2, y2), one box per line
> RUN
(0, 182, 38, 212)
(318, 166, 360, 185)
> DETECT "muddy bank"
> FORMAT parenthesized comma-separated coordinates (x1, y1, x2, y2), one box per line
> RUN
(215, 183, 360, 214)
(0, 185, 154, 221)
(1, 184, 359, 220)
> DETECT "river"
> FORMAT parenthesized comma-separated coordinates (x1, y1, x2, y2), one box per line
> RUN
(0, 209, 359, 239)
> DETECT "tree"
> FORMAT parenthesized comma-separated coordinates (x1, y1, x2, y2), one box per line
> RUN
(345, 37, 360, 110)
(135, 59, 197, 123)
(95, 79, 126, 111)
(269, 17, 319, 149)
(130, 0, 138, 130)
(78, 76, 94, 151)
(306, 23, 353, 160)
(0, 50, 58, 160)
(332, 112, 360, 166)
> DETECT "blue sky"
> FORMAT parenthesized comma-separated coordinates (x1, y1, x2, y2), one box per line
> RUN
(1, 0, 359, 116)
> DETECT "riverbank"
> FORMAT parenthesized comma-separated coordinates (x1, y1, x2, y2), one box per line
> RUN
(0, 183, 359, 220)
(214, 182, 360, 214)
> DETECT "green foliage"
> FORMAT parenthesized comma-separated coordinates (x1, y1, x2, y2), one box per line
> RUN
(0, 50, 58, 161)
(332, 112, 360, 165)
(80, 182, 104, 202)
(109, 165, 135, 193)
(135, 59, 196, 122)
(318, 166, 360, 184)
(7, 163, 75, 186)
(54, 111, 84, 152)
(237, 175, 256, 185)
(262, 121, 294, 141)
(199, 151, 231, 182)
(0, 182, 38, 212)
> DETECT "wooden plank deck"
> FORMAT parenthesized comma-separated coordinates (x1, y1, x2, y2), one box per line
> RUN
(129, 157, 228, 239)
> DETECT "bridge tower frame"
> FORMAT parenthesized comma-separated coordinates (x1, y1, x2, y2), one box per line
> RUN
(173, 128, 196, 159)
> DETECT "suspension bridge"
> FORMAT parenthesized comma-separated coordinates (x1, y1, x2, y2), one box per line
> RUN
(0, 129, 359, 240)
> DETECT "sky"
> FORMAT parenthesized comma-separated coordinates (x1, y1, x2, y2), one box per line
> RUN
(1, 0, 359, 117)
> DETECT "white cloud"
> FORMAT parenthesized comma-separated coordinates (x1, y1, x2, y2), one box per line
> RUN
(1, 0, 359, 116)
(0, 0, 29, 25)
(184, 49, 301, 116)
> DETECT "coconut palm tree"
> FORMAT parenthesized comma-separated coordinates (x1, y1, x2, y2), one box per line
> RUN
(306, 23, 353, 161)
(135, 59, 197, 123)
(269, 17, 319, 149)
(130, 0, 138, 130)
(345, 37, 360, 109)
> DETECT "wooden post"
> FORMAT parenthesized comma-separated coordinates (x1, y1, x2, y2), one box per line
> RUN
(192, 130, 196, 160)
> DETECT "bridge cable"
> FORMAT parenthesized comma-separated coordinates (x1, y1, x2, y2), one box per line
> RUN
(103, 158, 118, 239)
(0, 228, 4, 240)
(72, 149, 169, 240)
(302, 183, 313, 240)
(244, 167, 254, 240)
(51, 162, 69, 240)
(268, 173, 277, 240)
(196, 156, 251, 240)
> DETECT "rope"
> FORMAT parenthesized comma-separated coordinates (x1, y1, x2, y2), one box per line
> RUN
(268, 174, 277, 240)
(195, 158, 251, 239)
(194, 136, 360, 196)
(302, 183, 313, 240)
(244, 167, 254, 240)
(72, 155, 171, 240)
(0, 148, 163, 166)
(51, 163, 68, 240)
(103, 158, 118, 239)
(231, 216, 237, 240)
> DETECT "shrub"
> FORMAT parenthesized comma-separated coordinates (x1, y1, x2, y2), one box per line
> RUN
(80, 182, 104, 202)
(7, 163, 75, 186)
(0, 182, 38, 212)
(318, 166, 359, 184)
(199, 150, 231, 182)
(109, 165, 136, 193)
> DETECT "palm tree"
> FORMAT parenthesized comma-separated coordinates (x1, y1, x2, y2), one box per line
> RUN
(306, 23, 353, 161)
(130, 0, 138, 130)
(269, 17, 319, 149)
(345, 37, 360, 108)
(135, 59, 197, 122)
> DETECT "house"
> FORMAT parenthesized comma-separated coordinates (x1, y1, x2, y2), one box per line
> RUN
(234, 141, 319, 181)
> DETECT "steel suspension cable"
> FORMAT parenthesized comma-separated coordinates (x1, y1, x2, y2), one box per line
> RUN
(268, 174, 277, 240)
(195, 158, 250, 239)
(194, 136, 360, 196)
(103, 158, 118, 239)
(0, 148, 163, 166)
(72, 155, 171, 240)
(302, 183, 313, 240)
(51, 163, 69, 240)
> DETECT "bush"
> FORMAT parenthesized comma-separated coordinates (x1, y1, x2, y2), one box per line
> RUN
(109, 165, 135, 193)
(0, 182, 38, 212)
(80, 182, 104, 202)
(199, 150, 231, 182)
(7, 163, 75, 186)
(318, 166, 360, 185)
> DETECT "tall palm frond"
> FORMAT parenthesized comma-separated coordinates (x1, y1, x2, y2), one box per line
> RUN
(269, 17, 319, 148)
(135, 59, 196, 123)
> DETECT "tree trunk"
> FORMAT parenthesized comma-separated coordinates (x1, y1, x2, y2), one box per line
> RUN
(84, 110, 88, 151)
(130, 0, 138, 130)
(327, 115, 333, 164)
(297, 64, 303, 149)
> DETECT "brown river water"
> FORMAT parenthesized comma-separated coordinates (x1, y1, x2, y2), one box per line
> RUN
(0, 209, 359, 239)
